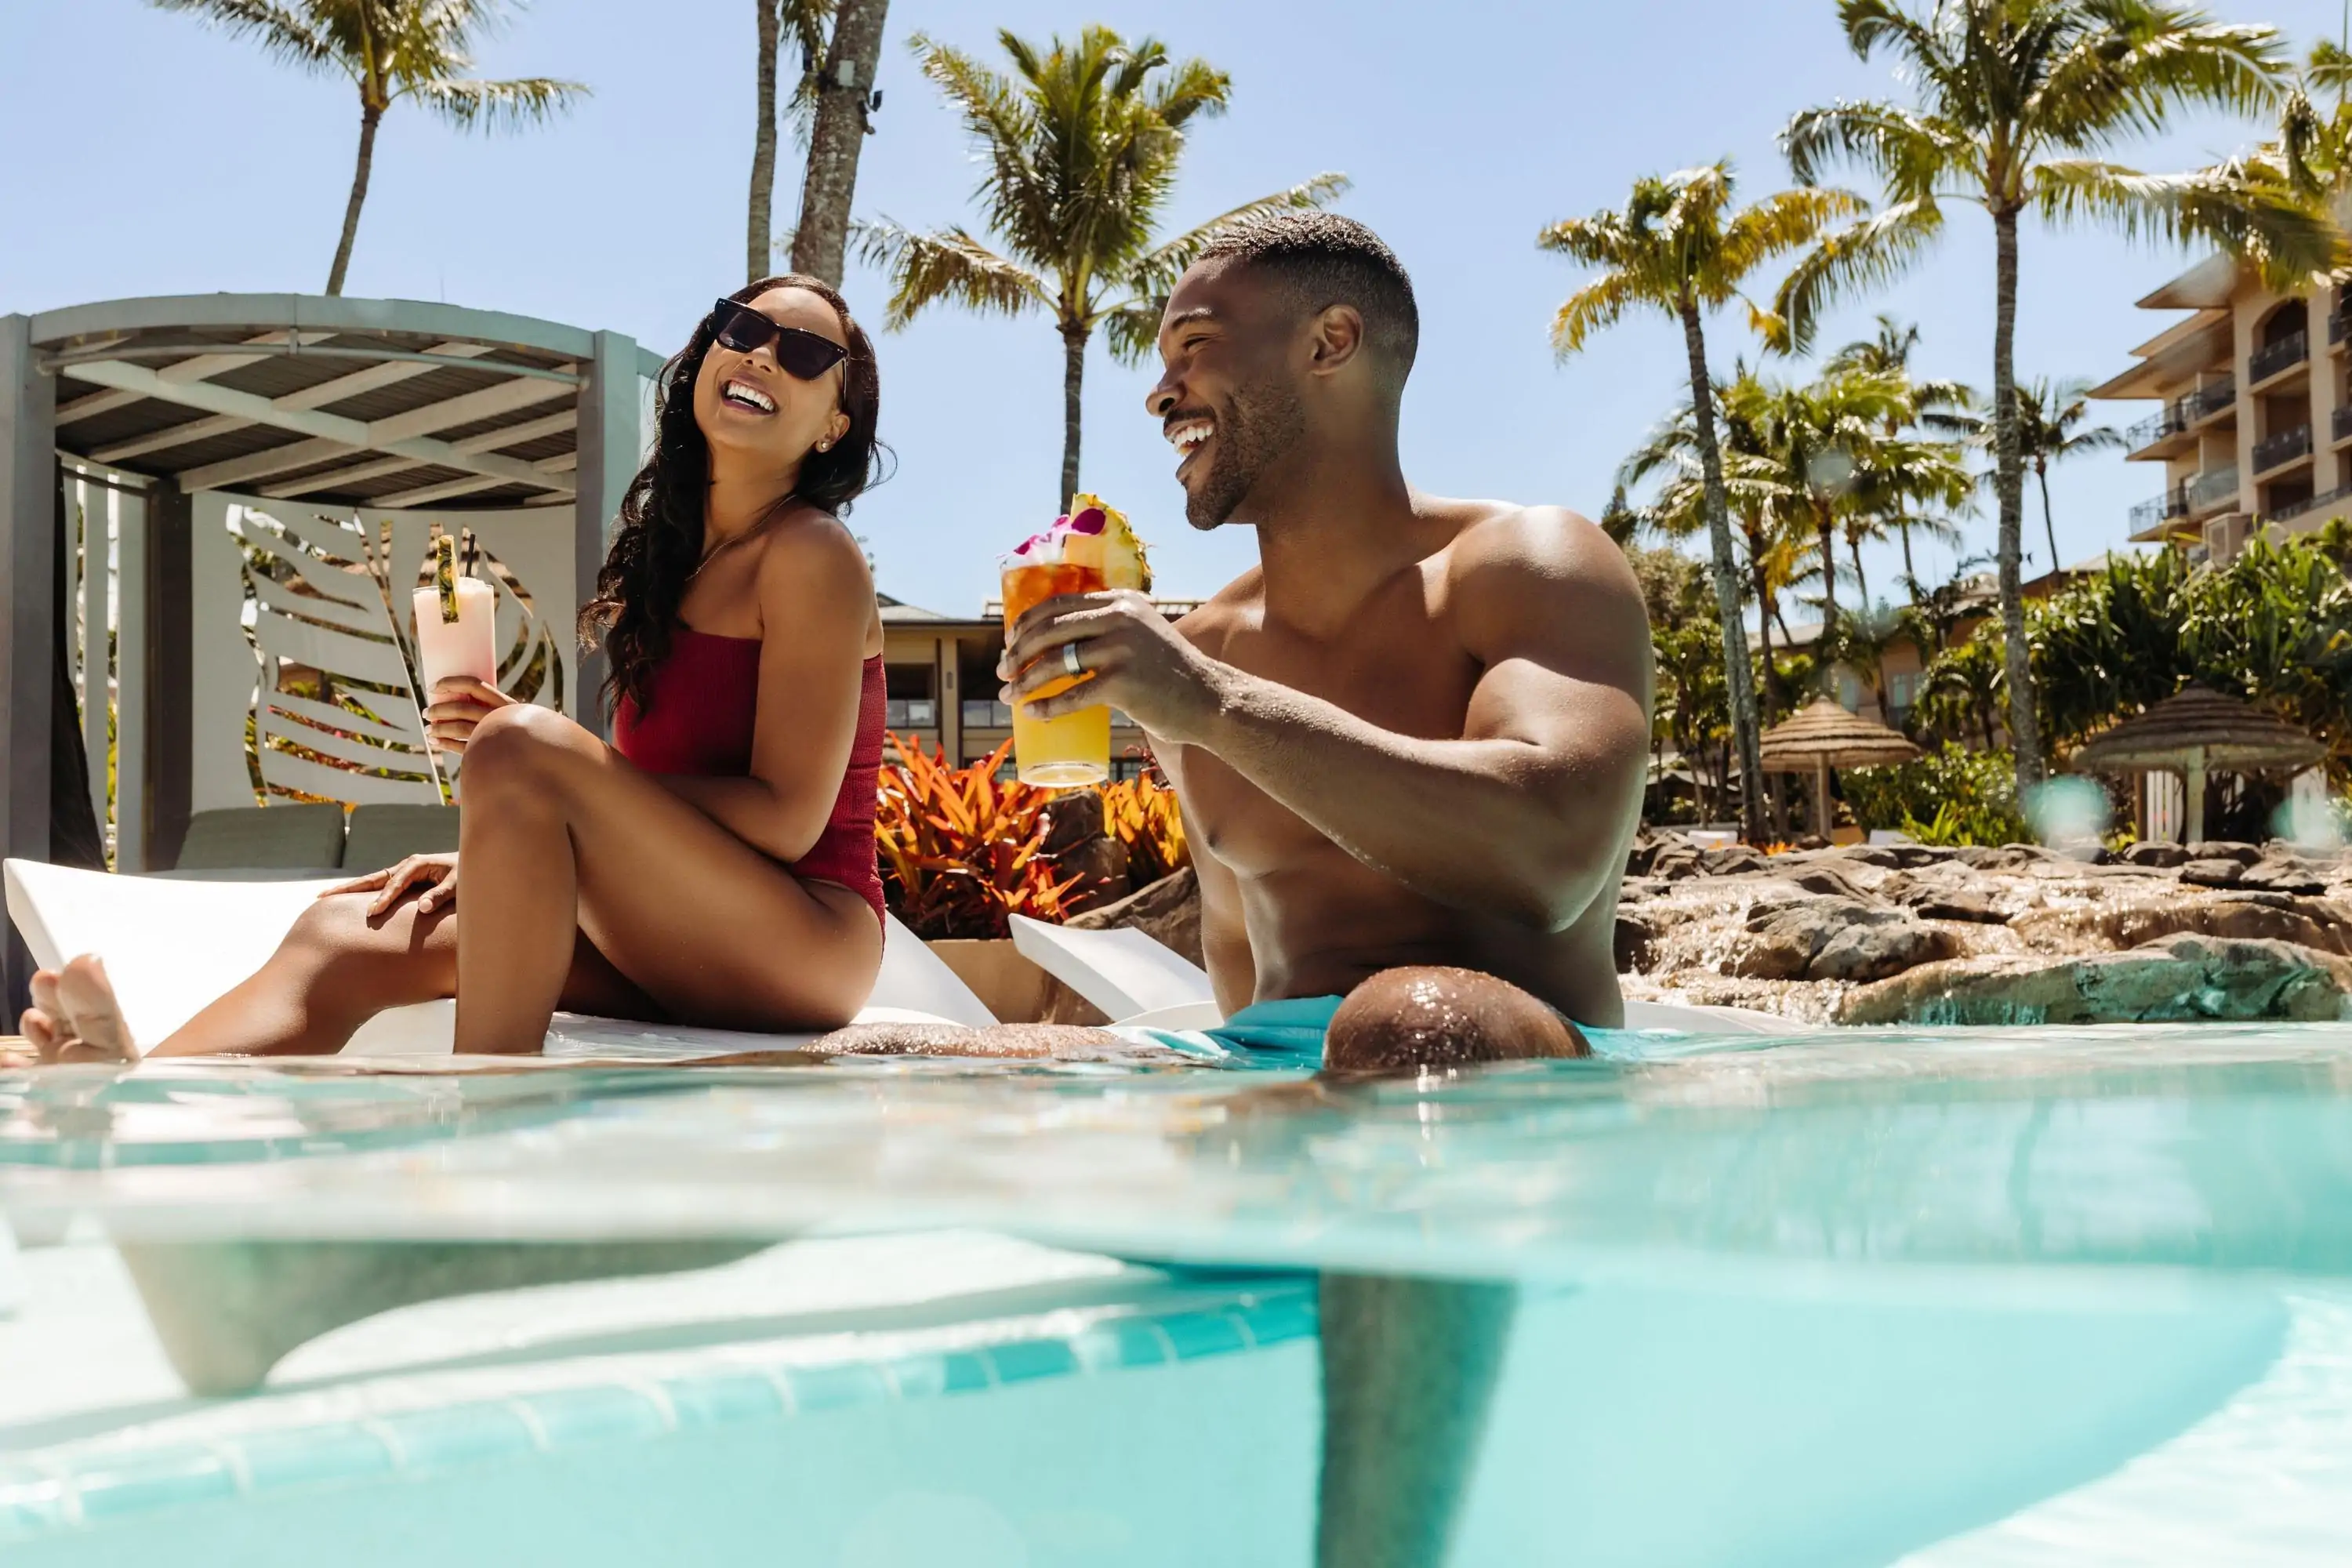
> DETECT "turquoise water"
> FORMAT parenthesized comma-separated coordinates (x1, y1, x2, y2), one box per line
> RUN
(4, 1025, 2352, 1563)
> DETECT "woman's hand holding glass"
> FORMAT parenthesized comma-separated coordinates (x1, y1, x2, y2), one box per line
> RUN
(423, 676, 519, 754)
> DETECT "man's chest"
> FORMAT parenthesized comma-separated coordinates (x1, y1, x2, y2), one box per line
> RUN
(1173, 613, 1480, 870)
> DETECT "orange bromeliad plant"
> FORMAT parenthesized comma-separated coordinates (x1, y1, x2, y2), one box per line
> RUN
(874, 735, 1084, 939)
(1100, 772, 1190, 886)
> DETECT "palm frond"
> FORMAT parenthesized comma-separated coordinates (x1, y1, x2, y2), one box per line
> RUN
(1550, 270, 1641, 360)
(404, 74, 587, 130)
(1782, 100, 1969, 201)
(1101, 300, 1165, 366)
(145, 0, 339, 74)
(1771, 199, 1944, 354)
(852, 219, 1052, 328)
(2029, 158, 2344, 290)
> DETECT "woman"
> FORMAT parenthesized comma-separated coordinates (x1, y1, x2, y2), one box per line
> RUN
(22, 275, 890, 1060)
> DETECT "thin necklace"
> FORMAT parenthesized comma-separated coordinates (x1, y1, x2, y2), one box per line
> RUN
(688, 492, 797, 583)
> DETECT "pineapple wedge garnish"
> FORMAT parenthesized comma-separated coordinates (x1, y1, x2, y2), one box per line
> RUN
(1061, 492, 1152, 592)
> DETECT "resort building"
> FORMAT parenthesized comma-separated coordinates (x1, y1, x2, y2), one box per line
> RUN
(2093, 252, 2352, 563)
(879, 593, 1200, 778)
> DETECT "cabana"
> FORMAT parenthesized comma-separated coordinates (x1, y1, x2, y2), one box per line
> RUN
(0, 295, 663, 1004)
(1759, 697, 1922, 837)
(2070, 683, 2327, 844)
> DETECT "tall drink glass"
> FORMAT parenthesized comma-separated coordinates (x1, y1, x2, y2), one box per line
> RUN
(999, 553, 1109, 786)
(412, 576, 496, 723)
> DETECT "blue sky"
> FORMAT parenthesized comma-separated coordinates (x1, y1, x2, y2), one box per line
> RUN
(3, 0, 2344, 618)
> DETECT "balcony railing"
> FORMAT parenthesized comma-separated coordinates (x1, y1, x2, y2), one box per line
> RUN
(2332, 308, 2352, 346)
(2249, 330, 2310, 384)
(2253, 423, 2314, 474)
(2129, 488, 2191, 532)
(2272, 482, 2352, 524)
(2186, 464, 2241, 512)
(2183, 378, 2235, 423)
(2125, 403, 2189, 451)
(2334, 404, 2352, 445)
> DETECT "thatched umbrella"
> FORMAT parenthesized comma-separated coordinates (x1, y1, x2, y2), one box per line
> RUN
(2070, 683, 2325, 843)
(1759, 698, 1922, 837)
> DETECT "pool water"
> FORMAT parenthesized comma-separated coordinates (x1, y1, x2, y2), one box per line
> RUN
(2, 1025, 2351, 1564)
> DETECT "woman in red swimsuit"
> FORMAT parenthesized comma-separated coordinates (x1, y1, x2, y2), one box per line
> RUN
(22, 276, 891, 1059)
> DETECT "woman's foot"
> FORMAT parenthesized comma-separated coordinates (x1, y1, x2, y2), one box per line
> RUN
(20, 955, 138, 1063)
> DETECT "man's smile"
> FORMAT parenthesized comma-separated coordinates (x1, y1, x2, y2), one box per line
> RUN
(1166, 415, 1214, 477)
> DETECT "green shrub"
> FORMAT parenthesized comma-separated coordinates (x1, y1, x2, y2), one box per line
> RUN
(1843, 742, 2029, 846)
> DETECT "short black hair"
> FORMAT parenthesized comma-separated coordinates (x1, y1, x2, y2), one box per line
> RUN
(1194, 211, 1419, 390)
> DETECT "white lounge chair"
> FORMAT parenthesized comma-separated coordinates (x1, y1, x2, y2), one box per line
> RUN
(1011, 910, 1804, 1037)
(3, 859, 993, 1059)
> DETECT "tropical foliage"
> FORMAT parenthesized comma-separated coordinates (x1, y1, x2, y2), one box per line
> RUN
(875, 736, 1082, 938)
(148, 0, 586, 295)
(1543, 162, 1866, 840)
(1843, 741, 2028, 844)
(855, 26, 1345, 503)
(1777, 0, 2339, 798)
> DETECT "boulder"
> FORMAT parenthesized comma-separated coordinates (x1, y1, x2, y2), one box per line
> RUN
(2122, 840, 2188, 869)
(1699, 844, 1769, 877)
(2186, 840, 2263, 866)
(1615, 911, 1656, 974)
(1954, 844, 2051, 872)
(1893, 884, 2007, 924)
(1651, 848, 1703, 881)
(1887, 844, 1957, 869)
(1783, 862, 1878, 901)
(2241, 859, 2328, 896)
(1839, 934, 2352, 1025)
(1830, 844, 1904, 868)
(2009, 895, 2352, 956)
(1062, 866, 1203, 967)
(2180, 858, 2246, 889)
(1727, 897, 1955, 984)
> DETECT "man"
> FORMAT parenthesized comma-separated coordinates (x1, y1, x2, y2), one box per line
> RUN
(1002, 210, 1651, 1072)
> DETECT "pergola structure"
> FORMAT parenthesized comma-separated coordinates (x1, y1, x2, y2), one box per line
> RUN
(1, 294, 665, 1002)
(2071, 683, 2328, 843)
(1759, 697, 1923, 836)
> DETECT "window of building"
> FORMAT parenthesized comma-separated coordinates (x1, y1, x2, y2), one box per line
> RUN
(884, 662, 936, 731)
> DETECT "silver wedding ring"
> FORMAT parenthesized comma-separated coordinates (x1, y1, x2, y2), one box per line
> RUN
(1063, 642, 1086, 677)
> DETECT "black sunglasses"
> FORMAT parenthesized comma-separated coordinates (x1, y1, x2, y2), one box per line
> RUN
(707, 298, 851, 379)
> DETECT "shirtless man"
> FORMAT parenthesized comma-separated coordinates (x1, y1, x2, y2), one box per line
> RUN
(1000, 210, 1651, 1072)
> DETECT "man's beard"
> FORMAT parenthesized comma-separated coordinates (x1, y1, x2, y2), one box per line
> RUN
(1185, 372, 1306, 530)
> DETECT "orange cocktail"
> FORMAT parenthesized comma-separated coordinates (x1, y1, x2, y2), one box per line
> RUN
(1000, 556, 1109, 786)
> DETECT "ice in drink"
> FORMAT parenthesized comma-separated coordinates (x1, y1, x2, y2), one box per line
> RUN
(1000, 495, 1152, 788)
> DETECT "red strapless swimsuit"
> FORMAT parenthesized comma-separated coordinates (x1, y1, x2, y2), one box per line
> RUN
(612, 628, 887, 924)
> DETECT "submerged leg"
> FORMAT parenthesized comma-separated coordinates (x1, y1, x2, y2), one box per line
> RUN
(118, 1239, 764, 1396)
(1314, 966, 1582, 1566)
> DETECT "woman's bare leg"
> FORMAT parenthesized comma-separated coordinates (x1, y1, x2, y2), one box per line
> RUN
(449, 705, 880, 1054)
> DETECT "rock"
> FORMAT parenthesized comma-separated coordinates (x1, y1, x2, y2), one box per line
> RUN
(1727, 897, 1952, 984)
(2122, 840, 2188, 868)
(1062, 866, 1203, 967)
(1049, 835, 1132, 913)
(2009, 895, 2352, 956)
(1808, 920, 1959, 983)
(1652, 848, 1702, 881)
(1887, 844, 1957, 869)
(2186, 840, 2262, 866)
(1893, 884, 2008, 924)
(1699, 844, 1768, 877)
(1784, 862, 1878, 901)
(1954, 844, 2050, 871)
(1831, 844, 1904, 868)
(2180, 858, 2245, 888)
(1615, 911, 1655, 973)
(1840, 934, 2352, 1025)
(1624, 837, 1661, 877)
(2241, 859, 2328, 895)
(1793, 833, 1831, 851)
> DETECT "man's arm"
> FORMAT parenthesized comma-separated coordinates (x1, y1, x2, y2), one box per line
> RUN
(1008, 510, 1651, 932)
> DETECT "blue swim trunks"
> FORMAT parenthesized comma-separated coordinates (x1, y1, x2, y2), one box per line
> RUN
(1113, 994, 1639, 1070)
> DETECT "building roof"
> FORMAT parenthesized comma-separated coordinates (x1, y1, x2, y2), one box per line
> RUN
(2134, 253, 2237, 311)
(30, 293, 666, 511)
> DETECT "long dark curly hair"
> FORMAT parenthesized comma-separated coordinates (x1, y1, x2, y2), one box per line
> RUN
(579, 274, 884, 717)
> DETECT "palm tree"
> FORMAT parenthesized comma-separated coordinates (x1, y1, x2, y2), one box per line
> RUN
(1544, 163, 1865, 844)
(1777, 0, 2335, 796)
(748, 0, 831, 285)
(151, 1, 587, 296)
(855, 27, 1344, 504)
(788, 0, 892, 286)
(1825, 315, 1975, 595)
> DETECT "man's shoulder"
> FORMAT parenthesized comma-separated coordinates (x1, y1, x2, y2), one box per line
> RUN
(1171, 566, 1263, 655)
(1440, 500, 1641, 602)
